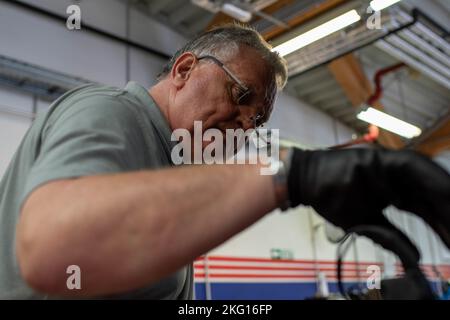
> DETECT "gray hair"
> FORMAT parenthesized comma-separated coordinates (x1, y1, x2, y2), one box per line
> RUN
(157, 24, 288, 92)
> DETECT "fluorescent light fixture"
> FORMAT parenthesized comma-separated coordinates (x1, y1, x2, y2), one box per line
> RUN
(357, 107, 422, 139)
(221, 3, 252, 22)
(272, 10, 361, 56)
(370, 0, 402, 11)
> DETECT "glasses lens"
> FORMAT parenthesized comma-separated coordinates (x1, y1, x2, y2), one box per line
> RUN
(235, 87, 251, 105)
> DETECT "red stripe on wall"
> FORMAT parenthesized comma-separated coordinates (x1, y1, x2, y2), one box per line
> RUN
(195, 256, 382, 266)
(193, 264, 380, 272)
(194, 256, 450, 281)
(196, 256, 449, 272)
(194, 273, 362, 279)
(195, 255, 382, 266)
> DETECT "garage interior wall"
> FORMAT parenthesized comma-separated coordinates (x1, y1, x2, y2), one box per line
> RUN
(0, 0, 448, 300)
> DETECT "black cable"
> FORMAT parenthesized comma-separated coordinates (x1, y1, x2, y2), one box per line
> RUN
(336, 225, 435, 300)
(336, 232, 355, 299)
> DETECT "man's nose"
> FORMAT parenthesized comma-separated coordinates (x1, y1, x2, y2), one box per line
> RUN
(236, 117, 254, 131)
(233, 107, 256, 130)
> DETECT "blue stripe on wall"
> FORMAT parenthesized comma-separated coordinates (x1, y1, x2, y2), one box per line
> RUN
(194, 282, 364, 300)
(194, 281, 445, 300)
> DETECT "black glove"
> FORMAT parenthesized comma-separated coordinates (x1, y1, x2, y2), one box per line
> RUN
(287, 148, 450, 259)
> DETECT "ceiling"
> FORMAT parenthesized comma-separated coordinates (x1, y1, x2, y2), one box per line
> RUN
(126, 0, 217, 38)
(126, 0, 331, 38)
(286, 45, 450, 135)
(126, 0, 449, 143)
(127, 0, 449, 39)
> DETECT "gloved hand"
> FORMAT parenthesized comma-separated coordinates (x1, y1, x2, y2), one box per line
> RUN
(286, 148, 450, 259)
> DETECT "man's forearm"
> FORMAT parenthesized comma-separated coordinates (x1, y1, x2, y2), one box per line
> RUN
(17, 164, 278, 297)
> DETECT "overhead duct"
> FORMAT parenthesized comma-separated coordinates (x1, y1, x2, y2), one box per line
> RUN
(374, 40, 450, 90)
(0, 55, 91, 100)
(374, 10, 450, 90)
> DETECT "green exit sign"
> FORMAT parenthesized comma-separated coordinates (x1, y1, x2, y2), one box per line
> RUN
(270, 248, 294, 260)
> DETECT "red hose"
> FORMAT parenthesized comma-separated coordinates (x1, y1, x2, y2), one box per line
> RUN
(367, 63, 406, 106)
(328, 125, 379, 150)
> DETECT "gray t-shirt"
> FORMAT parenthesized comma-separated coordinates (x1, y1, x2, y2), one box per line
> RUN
(0, 81, 193, 299)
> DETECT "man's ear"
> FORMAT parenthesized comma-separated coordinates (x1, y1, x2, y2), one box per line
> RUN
(171, 52, 197, 88)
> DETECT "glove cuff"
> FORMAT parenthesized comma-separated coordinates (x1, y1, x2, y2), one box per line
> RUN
(287, 148, 312, 208)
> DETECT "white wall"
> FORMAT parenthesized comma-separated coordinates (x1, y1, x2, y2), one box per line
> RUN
(0, 0, 185, 87)
(268, 92, 354, 147)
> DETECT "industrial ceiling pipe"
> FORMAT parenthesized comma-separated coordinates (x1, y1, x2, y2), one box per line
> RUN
(375, 40, 450, 90)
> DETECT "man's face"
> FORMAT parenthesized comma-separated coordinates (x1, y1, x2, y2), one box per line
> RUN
(167, 46, 273, 151)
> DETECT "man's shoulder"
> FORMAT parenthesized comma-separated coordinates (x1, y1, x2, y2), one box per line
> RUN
(44, 83, 143, 129)
(55, 83, 137, 110)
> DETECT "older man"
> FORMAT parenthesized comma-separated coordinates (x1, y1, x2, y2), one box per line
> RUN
(0, 25, 449, 299)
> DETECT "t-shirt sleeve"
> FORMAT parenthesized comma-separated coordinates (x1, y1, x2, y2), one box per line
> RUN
(22, 96, 147, 202)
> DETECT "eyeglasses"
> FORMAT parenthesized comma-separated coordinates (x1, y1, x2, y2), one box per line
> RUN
(197, 55, 265, 128)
